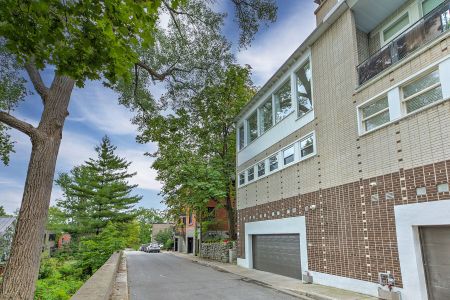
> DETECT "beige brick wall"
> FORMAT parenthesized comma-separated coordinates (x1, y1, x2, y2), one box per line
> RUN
(315, 0, 338, 25)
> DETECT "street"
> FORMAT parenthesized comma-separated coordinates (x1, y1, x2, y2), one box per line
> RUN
(126, 251, 298, 300)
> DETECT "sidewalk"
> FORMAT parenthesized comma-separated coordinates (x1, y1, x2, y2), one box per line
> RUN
(169, 252, 377, 300)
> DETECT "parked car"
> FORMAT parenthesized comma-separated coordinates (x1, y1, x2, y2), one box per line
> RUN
(139, 244, 150, 251)
(146, 243, 160, 253)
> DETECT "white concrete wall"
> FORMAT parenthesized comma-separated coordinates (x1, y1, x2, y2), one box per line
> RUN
(395, 199, 450, 300)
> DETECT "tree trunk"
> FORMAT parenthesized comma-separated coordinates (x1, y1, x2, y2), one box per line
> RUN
(225, 187, 236, 240)
(0, 76, 75, 300)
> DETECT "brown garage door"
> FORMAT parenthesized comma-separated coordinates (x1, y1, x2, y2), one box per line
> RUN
(252, 234, 301, 279)
(420, 226, 450, 300)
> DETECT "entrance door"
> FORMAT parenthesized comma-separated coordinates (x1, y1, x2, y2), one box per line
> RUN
(420, 226, 450, 300)
(252, 234, 301, 279)
(187, 237, 193, 254)
(174, 238, 178, 251)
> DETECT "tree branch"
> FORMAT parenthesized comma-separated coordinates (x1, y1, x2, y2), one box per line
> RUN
(0, 111, 39, 137)
(24, 62, 49, 102)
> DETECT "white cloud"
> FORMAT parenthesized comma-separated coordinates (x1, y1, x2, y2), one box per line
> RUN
(117, 147, 162, 191)
(57, 130, 97, 170)
(69, 82, 138, 136)
(1, 188, 23, 214)
(236, 1, 316, 86)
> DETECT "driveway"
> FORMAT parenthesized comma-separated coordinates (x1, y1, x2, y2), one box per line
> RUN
(127, 251, 298, 300)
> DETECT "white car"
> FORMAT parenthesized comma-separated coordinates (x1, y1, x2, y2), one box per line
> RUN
(146, 243, 160, 253)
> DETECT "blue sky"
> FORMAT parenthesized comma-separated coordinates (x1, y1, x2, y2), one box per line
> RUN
(0, 0, 316, 214)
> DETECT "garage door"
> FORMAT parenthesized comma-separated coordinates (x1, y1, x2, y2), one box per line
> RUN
(420, 226, 450, 300)
(252, 234, 301, 279)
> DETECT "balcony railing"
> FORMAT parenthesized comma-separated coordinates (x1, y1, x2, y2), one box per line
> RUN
(357, 1, 450, 86)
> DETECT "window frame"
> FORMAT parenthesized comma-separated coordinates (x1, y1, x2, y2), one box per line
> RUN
(247, 166, 255, 182)
(295, 58, 314, 119)
(400, 69, 442, 114)
(282, 145, 295, 165)
(237, 132, 317, 187)
(360, 96, 391, 132)
(300, 133, 316, 159)
(257, 161, 266, 177)
(381, 12, 411, 45)
(269, 154, 279, 172)
(238, 124, 245, 150)
(274, 79, 294, 124)
(246, 111, 258, 144)
(239, 172, 245, 186)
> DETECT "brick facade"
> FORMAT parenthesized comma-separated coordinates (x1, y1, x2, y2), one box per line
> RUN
(237, 158, 450, 287)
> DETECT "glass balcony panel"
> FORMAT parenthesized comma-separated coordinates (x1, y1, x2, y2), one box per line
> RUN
(357, 1, 450, 86)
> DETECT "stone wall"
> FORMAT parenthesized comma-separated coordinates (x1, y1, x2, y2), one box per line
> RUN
(200, 242, 234, 263)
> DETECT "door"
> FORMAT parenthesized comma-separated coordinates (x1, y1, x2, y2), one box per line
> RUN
(174, 238, 178, 251)
(252, 234, 301, 279)
(420, 226, 450, 300)
(187, 237, 193, 254)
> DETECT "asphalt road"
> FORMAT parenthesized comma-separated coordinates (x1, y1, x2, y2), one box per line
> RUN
(127, 251, 298, 300)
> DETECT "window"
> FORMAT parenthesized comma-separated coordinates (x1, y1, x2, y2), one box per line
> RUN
(402, 69, 442, 113)
(259, 98, 273, 134)
(422, 0, 444, 15)
(247, 167, 255, 182)
(189, 211, 193, 224)
(383, 13, 410, 42)
(300, 135, 315, 158)
(274, 81, 293, 123)
(238, 125, 244, 150)
(269, 155, 278, 171)
(257, 161, 265, 177)
(239, 172, 245, 185)
(246, 111, 258, 143)
(296, 60, 313, 118)
(206, 207, 215, 221)
(361, 96, 390, 131)
(283, 146, 295, 165)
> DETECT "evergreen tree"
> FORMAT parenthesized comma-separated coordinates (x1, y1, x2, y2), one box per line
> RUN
(56, 136, 142, 236)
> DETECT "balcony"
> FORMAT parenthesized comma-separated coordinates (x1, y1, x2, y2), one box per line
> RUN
(357, 1, 450, 86)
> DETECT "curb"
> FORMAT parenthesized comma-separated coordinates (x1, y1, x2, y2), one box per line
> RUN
(170, 253, 315, 300)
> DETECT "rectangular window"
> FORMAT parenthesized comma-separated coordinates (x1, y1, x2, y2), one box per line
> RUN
(257, 161, 265, 177)
(246, 111, 258, 143)
(300, 135, 315, 158)
(422, 0, 444, 15)
(361, 96, 390, 131)
(259, 98, 273, 134)
(274, 81, 293, 123)
(283, 146, 295, 165)
(296, 60, 313, 118)
(383, 13, 410, 42)
(189, 211, 193, 224)
(247, 167, 255, 182)
(239, 172, 245, 185)
(269, 155, 278, 171)
(402, 69, 442, 113)
(238, 125, 244, 150)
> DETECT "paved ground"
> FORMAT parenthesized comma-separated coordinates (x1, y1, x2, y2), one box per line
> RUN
(127, 251, 298, 300)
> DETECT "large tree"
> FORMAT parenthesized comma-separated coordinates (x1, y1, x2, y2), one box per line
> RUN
(56, 136, 141, 236)
(136, 65, 254, 239)
(0, 0, 276, 297)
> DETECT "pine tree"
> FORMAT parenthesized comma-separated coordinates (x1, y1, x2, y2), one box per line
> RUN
(56, 136, 142, 236)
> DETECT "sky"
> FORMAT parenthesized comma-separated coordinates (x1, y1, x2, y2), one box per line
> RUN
(0, 0, 317, 214)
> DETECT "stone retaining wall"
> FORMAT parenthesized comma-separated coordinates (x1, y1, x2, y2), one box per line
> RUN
(200, 242, 235, 263)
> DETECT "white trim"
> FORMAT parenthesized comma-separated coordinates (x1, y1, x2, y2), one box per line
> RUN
(237, 216, 308, 276)
(357, 56, 450, 136)
(395, 199, 450, 300)
(238, 131, 316, 188)
(309, 271, 383, 297)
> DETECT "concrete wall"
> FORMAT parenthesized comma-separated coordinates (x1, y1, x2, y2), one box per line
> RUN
(71, 252, 121, 300)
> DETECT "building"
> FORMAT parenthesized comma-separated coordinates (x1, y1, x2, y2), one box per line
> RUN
(235, 0, 450, 299)
(151, 223, 173, 243)
(0, 217, 15, 263)
(174, 200, 233, 254)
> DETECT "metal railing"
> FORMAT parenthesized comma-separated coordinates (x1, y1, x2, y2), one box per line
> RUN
(357, 1, 450, 86)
